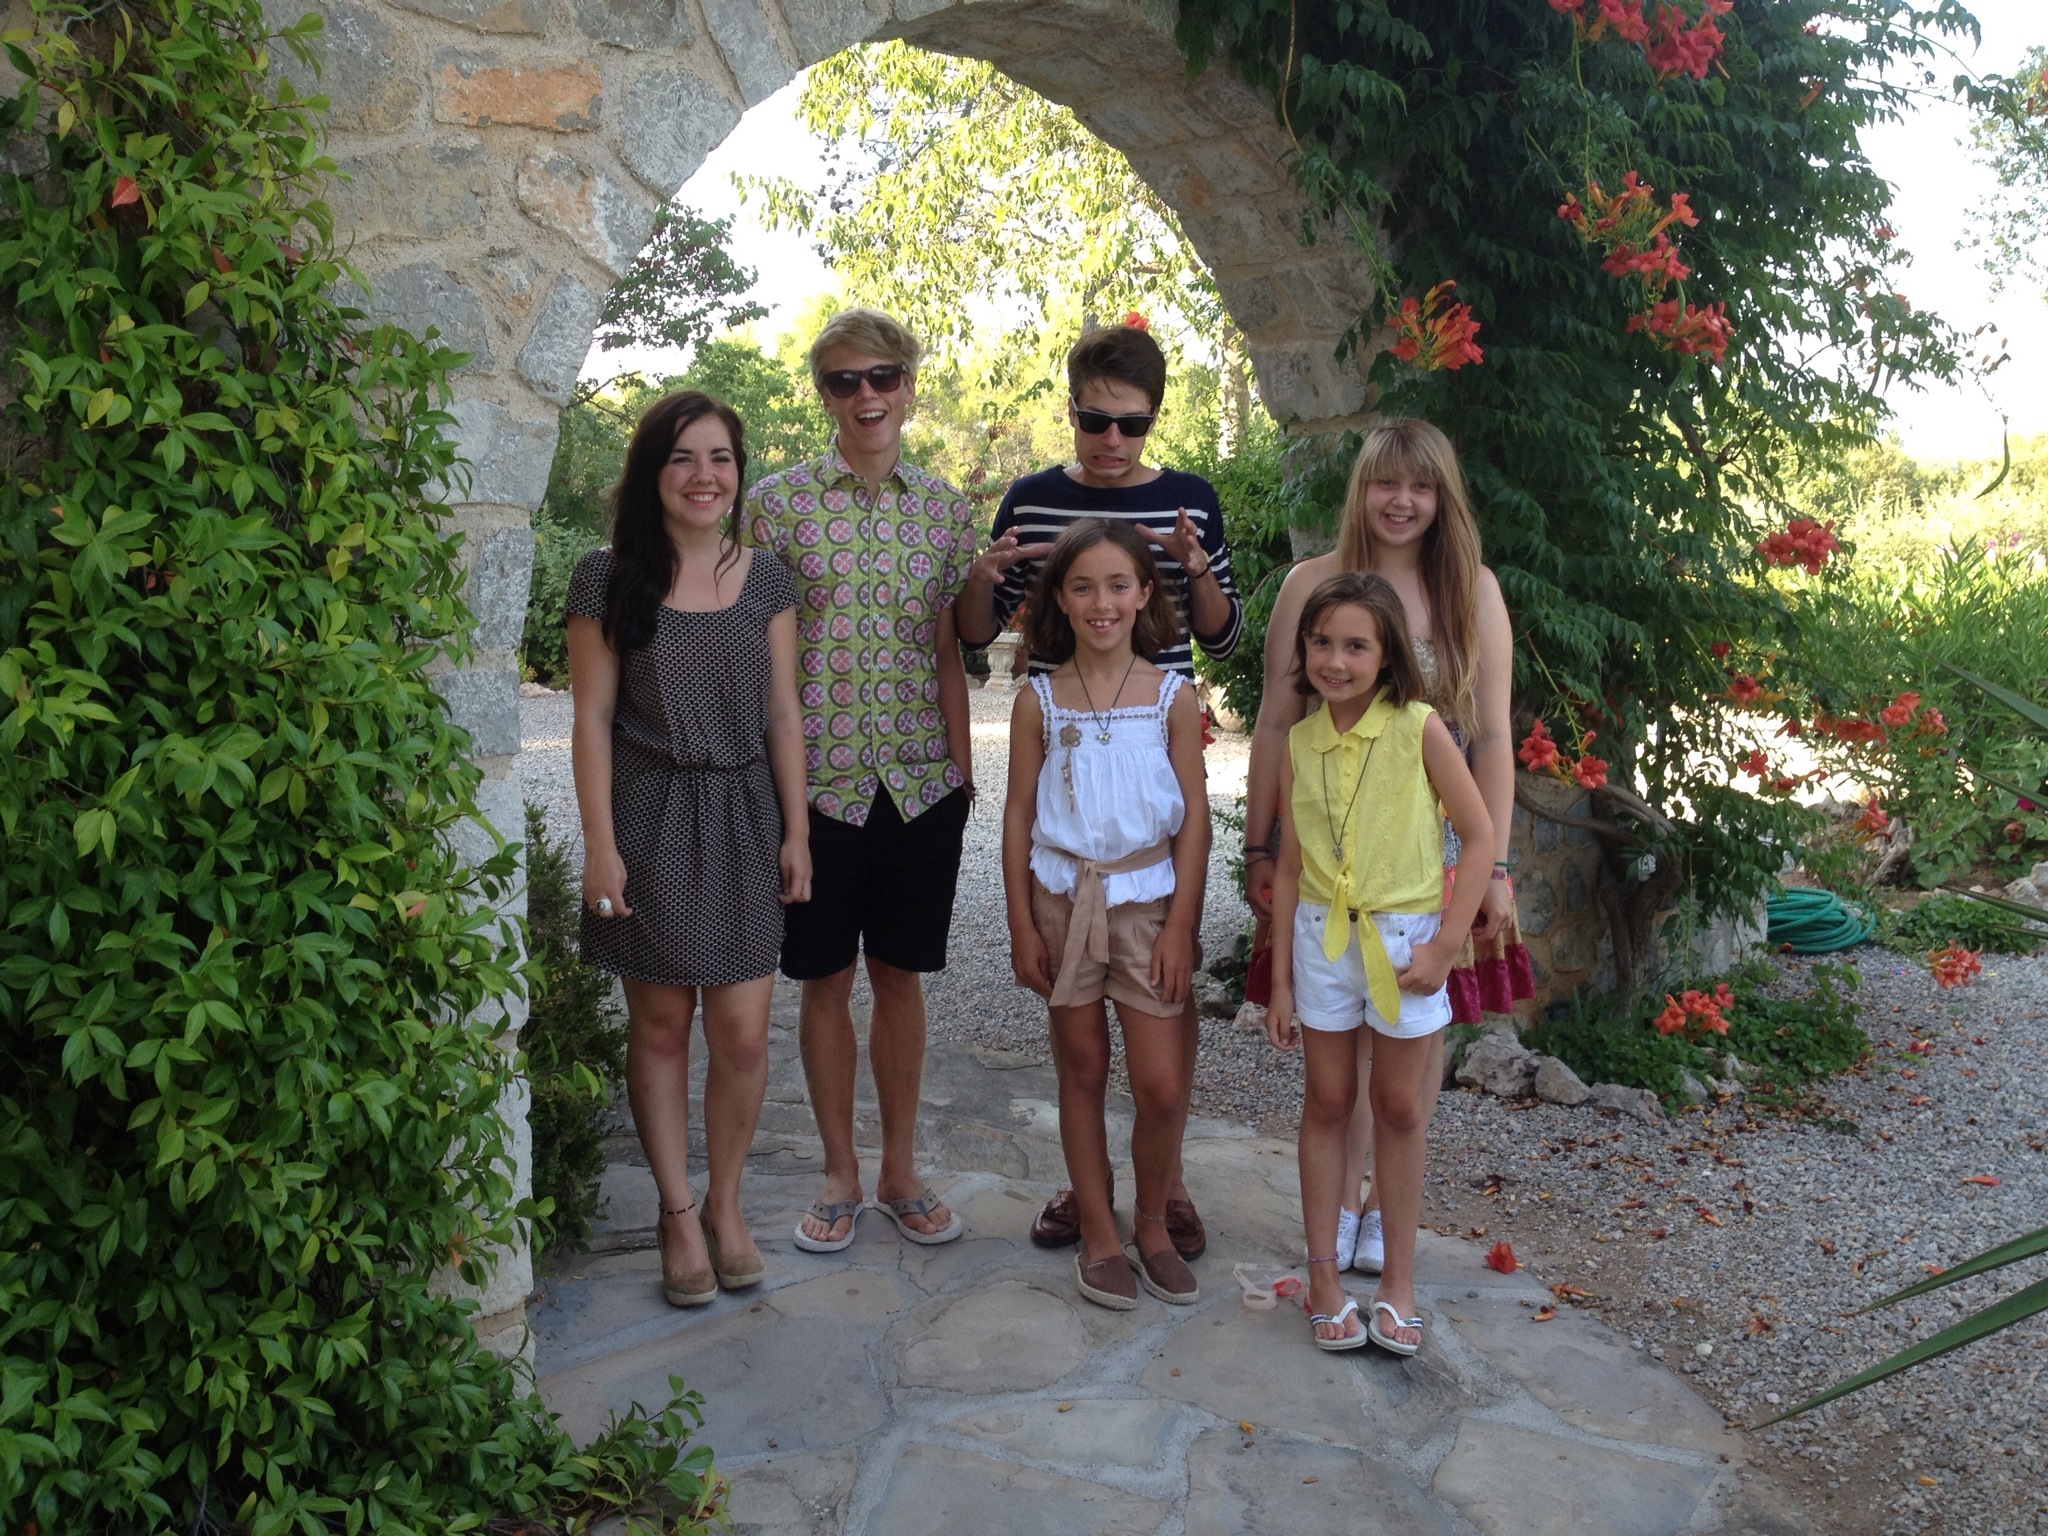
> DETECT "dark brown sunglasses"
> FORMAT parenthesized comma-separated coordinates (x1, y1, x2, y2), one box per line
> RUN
(821, 364, 908, 399)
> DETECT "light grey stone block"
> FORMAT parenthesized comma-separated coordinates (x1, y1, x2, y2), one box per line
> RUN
(617, 63, 742, 196)
(437, 664, 522, 758)
(573, 0, 697, 50)
(779, 0, 882, 66)
(362, 262, 492, 369)
(287, 0, 421, 133)
(701, 0, 793, 106)
(517, 273, 603, 406)
(1587, 1081, 1665, 1123)
(441, 396, 560, 509)
(332, 141, 489, 241)
(514, 153, 656, 276)
(467, 524, 536, 654)
(386, 0, 547, 32)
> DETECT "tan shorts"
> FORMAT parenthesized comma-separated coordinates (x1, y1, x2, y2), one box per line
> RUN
(1029, 877, 1178, 1018)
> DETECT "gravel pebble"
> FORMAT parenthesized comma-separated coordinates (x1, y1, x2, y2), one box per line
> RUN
(520, 689, 2048, 1534)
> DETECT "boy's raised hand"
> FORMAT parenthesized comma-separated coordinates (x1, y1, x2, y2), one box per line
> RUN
(969, 530, 1054, 588)
(1140, 508, 1206, 574)
(1263, 987, 1300, 1051)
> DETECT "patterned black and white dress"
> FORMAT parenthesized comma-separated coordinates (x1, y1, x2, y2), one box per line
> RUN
(566, 546, 798, 986)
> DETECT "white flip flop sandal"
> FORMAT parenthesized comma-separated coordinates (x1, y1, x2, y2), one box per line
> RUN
(873, 1187, 963, 1245)
(791, 1195, 864, 1253)
(1309, 1297, 1371, 1352)
(1368, 1299, 1424, 1357)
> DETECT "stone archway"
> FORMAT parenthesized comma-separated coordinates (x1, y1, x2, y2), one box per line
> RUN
(294, 0, 1380, 1343)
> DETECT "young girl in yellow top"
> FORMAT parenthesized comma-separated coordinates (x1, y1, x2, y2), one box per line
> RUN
(1266, 572, 1492, 1354)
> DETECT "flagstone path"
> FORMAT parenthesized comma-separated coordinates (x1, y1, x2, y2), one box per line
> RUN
(530, 984, 1820, 1535)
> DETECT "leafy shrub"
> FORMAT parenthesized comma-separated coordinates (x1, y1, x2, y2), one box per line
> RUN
(1763, 539, 2048, 886)
(1529, 960, 1867, 1106)
(523, 805, 627, 1252)
(0, 4, 715, 1528)
(1879, 892, 2047, 957)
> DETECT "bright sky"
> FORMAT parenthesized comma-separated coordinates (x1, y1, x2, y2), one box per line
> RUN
(585, 5, 2048, 462)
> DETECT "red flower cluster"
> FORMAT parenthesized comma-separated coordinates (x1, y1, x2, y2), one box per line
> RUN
(1854, 799, 1889, 837)
(1626, 298, 1733, 362)
(1709, 641, 1731, 660)
(1519, 720, 1607, 790)
(1653, 983, 1734, 1037)
(1755, 517, 1841, 574)
(1809, 710, 1885, 748)
(1727, 673, 1763, 705)
(1549, 0, 1731, 77)
(1122, 311, 1150, 331)
(1559, 172, 1730, 362)
(1644, 0, 1733, 79)
(1517, 719, 1562, 772)
(1739, 748, 1769, 779)
(1929, 943, 1982, 990)
(1390, 280, 1484, 370)
(1916, 706, 1947, 736)
(1877, 690, 1921, 728)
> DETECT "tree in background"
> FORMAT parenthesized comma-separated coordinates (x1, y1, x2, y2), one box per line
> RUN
(739, 40, 1257, 444)
(1962, 45, 2048, 300)
(591, 206, 766, 361)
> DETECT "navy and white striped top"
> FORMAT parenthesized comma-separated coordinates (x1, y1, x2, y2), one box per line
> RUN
(988, 466, 1244, 675)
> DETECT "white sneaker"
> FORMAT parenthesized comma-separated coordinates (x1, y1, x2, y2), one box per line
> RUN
(1353, 1209, 1385, 1274)
(1336, 1207, 1361, 1272)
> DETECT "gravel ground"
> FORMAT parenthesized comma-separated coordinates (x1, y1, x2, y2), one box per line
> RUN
(520, 687, 2047, 1534)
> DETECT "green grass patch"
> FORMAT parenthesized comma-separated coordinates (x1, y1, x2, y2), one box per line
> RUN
(1878, 892, 2046, 956)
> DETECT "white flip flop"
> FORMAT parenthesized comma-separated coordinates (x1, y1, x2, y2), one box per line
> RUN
(872, 1187, 964, 1245)
(1368, 1299, 1424, 1357)
(1309, 1297, 1371, 1352)
(791, 1194, 864, 1253)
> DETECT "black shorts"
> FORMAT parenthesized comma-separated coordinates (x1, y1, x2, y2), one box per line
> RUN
(781, 788, 970, 979)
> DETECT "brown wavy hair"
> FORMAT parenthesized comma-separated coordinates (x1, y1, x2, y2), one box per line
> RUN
(1334, 417, 1483, 738)
(1292, 572, 1428, 710)
(1022, 519, 1183, 666)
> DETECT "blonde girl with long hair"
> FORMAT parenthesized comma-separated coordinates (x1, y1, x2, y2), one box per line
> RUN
(1242, 418, 1530, 1276)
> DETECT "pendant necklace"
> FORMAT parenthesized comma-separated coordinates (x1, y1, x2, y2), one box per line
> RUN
(1076, 654, 1140, 746)
(1320, 729, 1377, 867)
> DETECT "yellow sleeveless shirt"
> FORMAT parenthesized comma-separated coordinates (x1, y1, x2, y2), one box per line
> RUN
(1288, 691, 1444, 1021)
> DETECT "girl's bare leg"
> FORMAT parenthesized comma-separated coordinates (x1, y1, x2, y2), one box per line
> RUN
(1115, 1001, 1189, 1261)
(1299, 1028, 1364, 1341)
(1368, 1030, 1440, 1348)
(1051, 1001, 1119, 1264)
(697, 974, 773, 1265)
(624, 978, 707, 1274)
(1343, 1030, 1373, 1212)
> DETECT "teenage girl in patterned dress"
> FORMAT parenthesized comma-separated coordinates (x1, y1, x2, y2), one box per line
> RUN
(567, 391, 810, 1308)
(1265, 573, 1493, 1354)
(1001, 520, 1211, 1311)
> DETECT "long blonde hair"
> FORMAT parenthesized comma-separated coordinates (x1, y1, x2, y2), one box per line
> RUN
(1334, 418, 1483, 740)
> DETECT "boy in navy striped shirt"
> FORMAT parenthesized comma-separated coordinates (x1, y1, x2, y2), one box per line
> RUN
(957, 322, 1244, 1260)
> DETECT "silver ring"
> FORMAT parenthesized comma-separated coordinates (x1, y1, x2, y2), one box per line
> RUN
(595, 897, 613, 916)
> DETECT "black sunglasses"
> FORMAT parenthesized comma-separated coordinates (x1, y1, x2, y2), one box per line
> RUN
(821, 364, 908, 399)
(1070, 400, 1156, 438)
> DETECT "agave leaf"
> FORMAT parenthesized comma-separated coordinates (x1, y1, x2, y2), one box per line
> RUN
(1757, 1276, 2048, 1425)
(1945, 888, 2048, 927)
(1955, 759, 2044, 806)
(1933, 657, 2048, 735)
(1864, 1224, 2048, 1309)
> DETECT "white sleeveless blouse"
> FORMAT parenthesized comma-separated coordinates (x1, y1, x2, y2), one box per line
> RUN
(1029, 670, 1186, 908)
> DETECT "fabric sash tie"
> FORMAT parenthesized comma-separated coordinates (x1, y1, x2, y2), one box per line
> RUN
(1047, 838, 1174, 1007)
(1321, 869, 1406, 1027)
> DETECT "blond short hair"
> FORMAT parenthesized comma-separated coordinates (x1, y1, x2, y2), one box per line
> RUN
(808, 307, 923, 390)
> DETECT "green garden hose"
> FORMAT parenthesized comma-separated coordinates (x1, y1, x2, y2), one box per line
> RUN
(1766, 887, 1877, 953)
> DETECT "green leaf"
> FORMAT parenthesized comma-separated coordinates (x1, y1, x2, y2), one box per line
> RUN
(1864, 1226, 2048, 1309)
(1759, 1277, 2048, 1424)
(1932, 657, 2048, 735)
(184, 280, 210, 315)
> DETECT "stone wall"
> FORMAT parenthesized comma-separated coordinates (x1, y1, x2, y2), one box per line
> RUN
(1505, 774, 1615, 1010)
(265, 0, 1391, 1345)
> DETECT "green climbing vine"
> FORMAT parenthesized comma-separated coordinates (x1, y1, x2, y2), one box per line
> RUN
(0, 1, 716, 1529)
(1174, 0, 1979, 978)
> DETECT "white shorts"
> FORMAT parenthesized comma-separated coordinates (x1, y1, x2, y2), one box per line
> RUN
(1291, 904, 1453, 1039)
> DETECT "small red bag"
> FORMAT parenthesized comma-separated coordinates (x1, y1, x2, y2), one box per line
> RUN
(1244, 944, 1273, 1007)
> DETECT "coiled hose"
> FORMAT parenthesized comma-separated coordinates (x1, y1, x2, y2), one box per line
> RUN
(1765, 887, 1877, 953)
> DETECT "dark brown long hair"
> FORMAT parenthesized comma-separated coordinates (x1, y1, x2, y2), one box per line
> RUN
(602, 390, 747, 653)
(1022, 519, 1183, 665)
(1292, 572, 1429, 709)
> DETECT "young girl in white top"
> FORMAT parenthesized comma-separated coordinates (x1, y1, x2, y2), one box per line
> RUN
(1266, 573, 1492, 1355)
(1003, 520, 1211, 1312)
